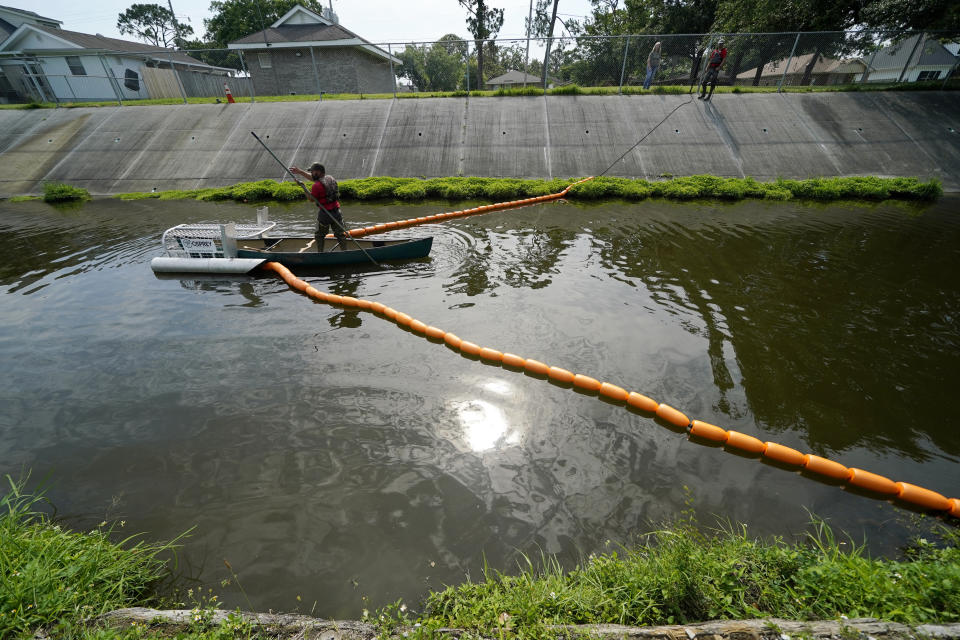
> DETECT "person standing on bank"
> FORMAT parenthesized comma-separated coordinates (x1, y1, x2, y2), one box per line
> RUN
(289, 162, 349, 252)
(644, 41, 662, 90)
(698, 38, 727, 101)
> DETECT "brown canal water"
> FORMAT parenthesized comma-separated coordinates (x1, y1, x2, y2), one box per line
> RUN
(1, 195, 958, 616)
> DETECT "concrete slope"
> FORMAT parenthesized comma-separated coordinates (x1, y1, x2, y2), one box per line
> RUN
(1, 91, 957, 196)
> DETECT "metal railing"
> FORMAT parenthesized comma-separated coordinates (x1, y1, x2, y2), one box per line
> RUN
(0, 30, 955, 105)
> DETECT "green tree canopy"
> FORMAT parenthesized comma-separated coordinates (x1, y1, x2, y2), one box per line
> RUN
(204, 0, 328, 47)
(117, 3, 194, 48)
(860, 0, 960, 33)
(396, 35, 468, 91)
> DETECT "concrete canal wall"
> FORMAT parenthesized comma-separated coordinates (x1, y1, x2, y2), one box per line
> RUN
(1, 91, 958, 196)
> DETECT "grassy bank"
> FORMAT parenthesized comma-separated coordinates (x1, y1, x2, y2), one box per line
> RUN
(107, 175, 943, 206)
(3, 478, 959, 639)
(0, 79, 956, 109)
(0, 476, 187, 639)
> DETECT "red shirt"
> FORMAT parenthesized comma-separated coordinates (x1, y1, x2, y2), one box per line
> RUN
(311, 177, 340, 211)
(708, 47, 727, 68)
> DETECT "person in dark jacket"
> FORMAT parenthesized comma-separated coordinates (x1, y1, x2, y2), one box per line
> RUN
(698, 39, 727, 101)
(289, 162, 349, 251)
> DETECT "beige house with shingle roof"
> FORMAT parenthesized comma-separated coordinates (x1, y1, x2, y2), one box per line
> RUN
(734, 52, 866, 87)
(227, 4, 400, 96)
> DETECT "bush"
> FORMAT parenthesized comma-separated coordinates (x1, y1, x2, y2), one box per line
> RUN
(272, 181, 306, 201)
(42, 182, 89, 203)
(621, 182, 653, 200)
(107, 175, 943, 206)
(114, 191, 160, 200)
(344, 177, 411, 200)
(394, 180, 427, 200)
(231, 179, 280, 202)
(196, 187, 234, 201)
(763, 187, 793, 200)
(835, 177, 889, 200)
(659, 182, 702, 200)
(483, 179, 524, 200)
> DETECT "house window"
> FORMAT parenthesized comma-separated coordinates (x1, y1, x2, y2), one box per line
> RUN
(258, 52, 272, 69)
(65, 56, 86, 76)
(916, 70, 940, 81)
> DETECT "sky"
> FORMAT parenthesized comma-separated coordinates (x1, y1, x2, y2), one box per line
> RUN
(6, 0, 597, 47)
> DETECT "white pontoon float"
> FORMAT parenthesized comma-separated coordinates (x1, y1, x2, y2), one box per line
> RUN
(150, 207, 276, 274)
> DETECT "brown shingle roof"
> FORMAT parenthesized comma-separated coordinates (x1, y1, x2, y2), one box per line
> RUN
(230, 23, 358, 45)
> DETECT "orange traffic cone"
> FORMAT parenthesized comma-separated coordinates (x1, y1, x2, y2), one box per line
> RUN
(224, 83, 235, 103)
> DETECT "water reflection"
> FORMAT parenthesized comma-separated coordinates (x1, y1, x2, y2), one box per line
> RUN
(452, 399, 512, 451)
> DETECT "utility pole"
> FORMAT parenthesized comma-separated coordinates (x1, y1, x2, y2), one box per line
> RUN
(167, 0, 179, 47)
(524, 0, 532, 87)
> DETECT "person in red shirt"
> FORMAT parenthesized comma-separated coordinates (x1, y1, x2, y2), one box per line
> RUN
(289, 162, 349, 252)
(698, 38, 727, 101)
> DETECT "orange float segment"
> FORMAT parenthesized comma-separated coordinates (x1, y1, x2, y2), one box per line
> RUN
(340, 296, 360, 307)
(355, 298, 373, 310)
(443, 333, 462, 348)
(847, 468, 899, 495)
(395, 312, 413, 327)
(524, 359, 550, 376)
(424, 325, 445, 339)
(599, 382, 628, 402)
(690, 420, 729, 443)
(326, 294, 344, 305)
(656, 404, 690, 429)
(502, 353, 526, 368)
(548, 367, 575, 384)
(460, 340, 482, 356)
(802, 454, 849, 480)
(381, 307, 398, 320)
(762, 442, 805, 466)
(409, 319, 427, 334)
(725, 430, 766, 454)
(369, 302, 387, 314)
(950, 499, 960, 518)
(626, 392, 658, 412)
(573, 374, 602, 391)
(479, 347, 504, 362)
(895, 483, 950, 511)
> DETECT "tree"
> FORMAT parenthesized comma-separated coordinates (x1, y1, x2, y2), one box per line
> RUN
(458, 0, 505, 89)
(117, 3, 193, 48)
(204, 0, 327, 47)
(860, 0, 960, 33)
(712, 0, 867, 87)
(180, 38, 243, 70)
(396, 35, 468, 91)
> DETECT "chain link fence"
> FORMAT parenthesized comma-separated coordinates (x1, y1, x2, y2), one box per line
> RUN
(0, 30, 956, 105)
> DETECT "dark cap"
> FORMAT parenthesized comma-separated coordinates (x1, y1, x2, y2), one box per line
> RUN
(308, 162, 325, 173)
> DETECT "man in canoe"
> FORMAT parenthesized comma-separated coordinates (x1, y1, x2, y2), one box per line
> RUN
(289, 162, 349, 251)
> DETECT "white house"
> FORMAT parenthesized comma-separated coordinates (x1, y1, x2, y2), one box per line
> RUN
(0, 23, 234, 103)
(861, 33, 957, 83)
(0, 5, 61, 43)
